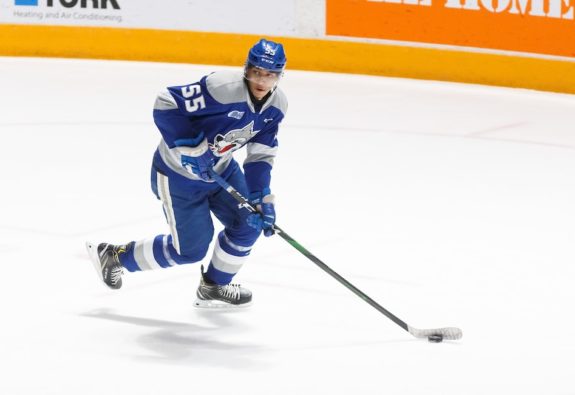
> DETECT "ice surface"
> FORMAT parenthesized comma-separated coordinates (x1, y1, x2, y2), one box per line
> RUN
(1, 57, 574, 395)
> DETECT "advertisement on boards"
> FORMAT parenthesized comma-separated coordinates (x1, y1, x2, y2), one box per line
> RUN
(326, 0, 575, 58)
(2, 0, 125, 26)
(0, 0, 297, 35)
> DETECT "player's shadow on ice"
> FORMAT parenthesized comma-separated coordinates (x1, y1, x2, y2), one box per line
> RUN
(81, 308, 269, 369)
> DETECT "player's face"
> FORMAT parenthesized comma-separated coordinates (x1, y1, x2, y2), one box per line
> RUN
(245, 67, 281, 100)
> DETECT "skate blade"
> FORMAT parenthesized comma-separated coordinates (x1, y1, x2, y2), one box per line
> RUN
(85, 242, 105, 282)
(85, 242, 123, 290)
(193, 298, 253, 309)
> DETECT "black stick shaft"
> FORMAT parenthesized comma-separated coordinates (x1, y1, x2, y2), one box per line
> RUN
(273, 225, 409, 332)
(209, 170, 409, 333)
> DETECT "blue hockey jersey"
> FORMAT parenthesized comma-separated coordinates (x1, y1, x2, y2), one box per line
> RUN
(152, 70, 288, 194)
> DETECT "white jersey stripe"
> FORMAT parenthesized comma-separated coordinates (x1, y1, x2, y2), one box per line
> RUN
(222, 232, 252, 253)
(133, 242, 153, 271)
(245, 142, 277, 166)
(162, 235, 178, 266)
(157, 172, 181, 255)
(143, 238, 163, 270)
(157, 140, 233, 182)
(210, 237, 246, 274)
(153, 90, 178, 111)
(132, 238, 163, 271)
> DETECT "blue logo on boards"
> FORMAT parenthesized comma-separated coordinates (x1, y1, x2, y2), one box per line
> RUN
(15, 0, 38, 5)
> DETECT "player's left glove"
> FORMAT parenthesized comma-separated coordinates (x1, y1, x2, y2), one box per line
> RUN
(247, 190, 276, 237)
(175, 133, 215, 182)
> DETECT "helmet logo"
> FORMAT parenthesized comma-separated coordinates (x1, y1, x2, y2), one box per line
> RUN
(263, 42, 277, 56)
(246, 38, 286, 74)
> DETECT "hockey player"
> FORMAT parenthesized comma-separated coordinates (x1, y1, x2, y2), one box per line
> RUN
(86, 38, 288, 308)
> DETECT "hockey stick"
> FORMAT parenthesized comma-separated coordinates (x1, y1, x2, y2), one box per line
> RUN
(208, 170, 462, 341)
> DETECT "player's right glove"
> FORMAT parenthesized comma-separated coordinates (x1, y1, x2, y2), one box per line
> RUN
(175, 133, 215, 182)
(247, 190, 276, 237)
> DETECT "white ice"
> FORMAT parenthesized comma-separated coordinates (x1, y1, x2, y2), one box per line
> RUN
(1, 57, 574, 395)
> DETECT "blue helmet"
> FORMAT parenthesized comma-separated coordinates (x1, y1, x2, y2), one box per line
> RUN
(246, 38, 287, 74)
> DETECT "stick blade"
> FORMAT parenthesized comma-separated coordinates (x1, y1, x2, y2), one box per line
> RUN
(408, 326, 463, 340)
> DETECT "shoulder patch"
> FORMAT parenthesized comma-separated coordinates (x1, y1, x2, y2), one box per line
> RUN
(206, 70, 247, 105)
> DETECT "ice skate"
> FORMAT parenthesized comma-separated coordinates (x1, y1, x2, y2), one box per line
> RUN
(194, 265, 252, 308)
(85, 242, 130, 290)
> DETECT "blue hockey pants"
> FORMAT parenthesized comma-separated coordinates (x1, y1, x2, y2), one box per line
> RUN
(119, 165, 261, 285)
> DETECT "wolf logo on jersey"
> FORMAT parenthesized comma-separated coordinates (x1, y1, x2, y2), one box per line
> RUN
(210, 121, 260, 157)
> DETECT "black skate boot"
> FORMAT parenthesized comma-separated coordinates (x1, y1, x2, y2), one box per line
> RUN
(194, 265, 252, 308)
(85, 242, 131, 290)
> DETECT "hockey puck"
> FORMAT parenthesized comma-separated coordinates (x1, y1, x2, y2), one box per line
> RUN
(428, 334, 443, 343)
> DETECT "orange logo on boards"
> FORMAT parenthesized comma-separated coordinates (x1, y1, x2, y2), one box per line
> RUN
(366, 0, 573, 19)
(327, 0, 575, 57)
